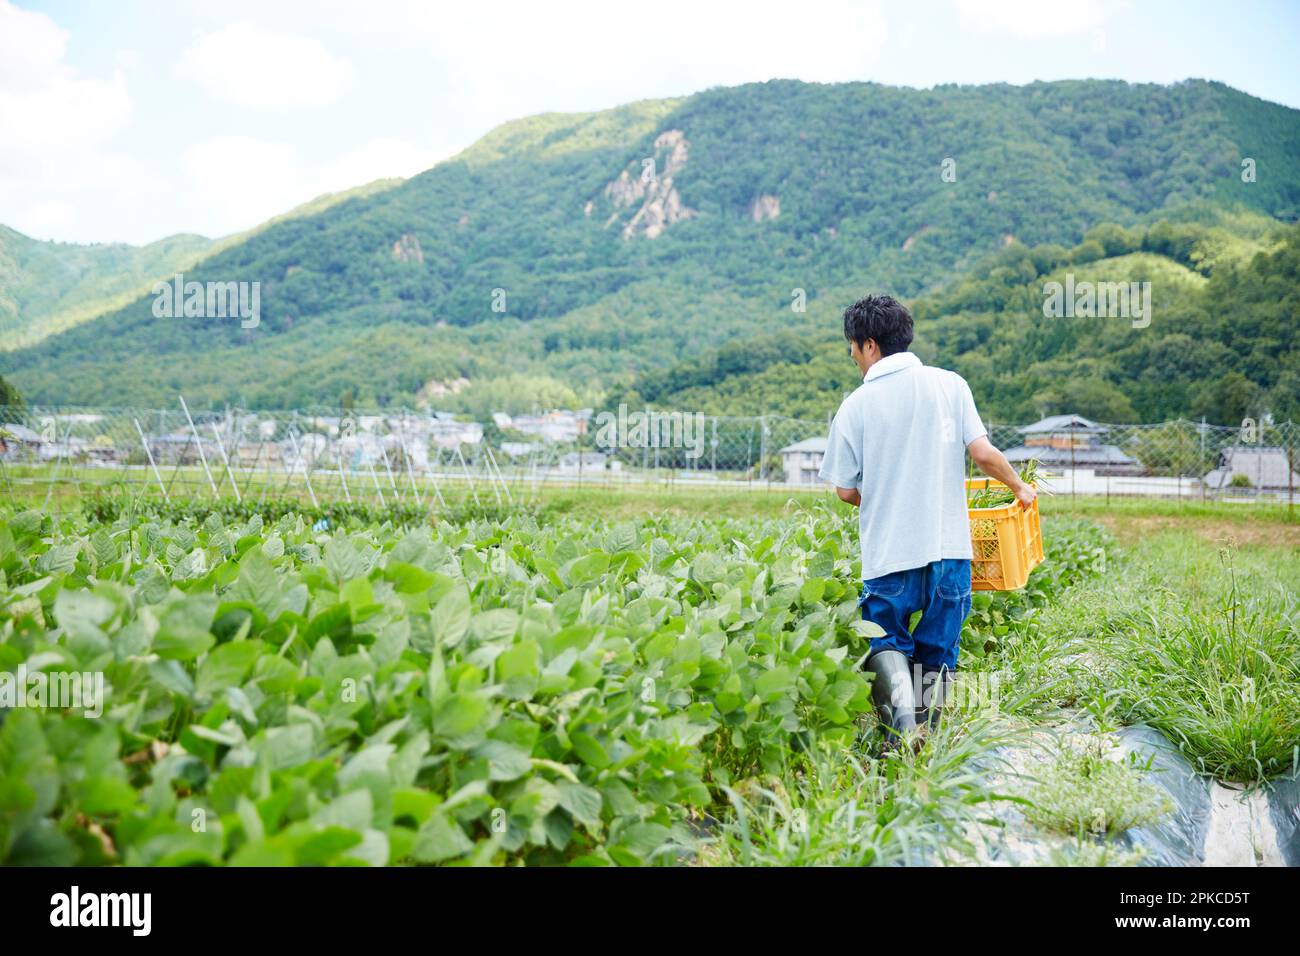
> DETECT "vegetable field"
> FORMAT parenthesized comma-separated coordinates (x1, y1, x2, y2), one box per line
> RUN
(1, 494, 1295, 866)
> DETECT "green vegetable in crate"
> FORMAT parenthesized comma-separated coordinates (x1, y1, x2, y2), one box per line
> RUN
(968, 460, 1041, 508)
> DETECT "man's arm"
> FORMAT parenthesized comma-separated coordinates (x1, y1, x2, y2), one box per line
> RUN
(819, 403, 862, 506)
(967, 436, 1037, 509)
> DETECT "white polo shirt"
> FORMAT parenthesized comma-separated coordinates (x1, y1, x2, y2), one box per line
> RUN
(818, 351, 988, 581)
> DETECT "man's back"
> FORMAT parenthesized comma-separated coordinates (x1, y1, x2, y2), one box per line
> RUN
(822, 292, 1035, 748)
(819, 351, 987, 580)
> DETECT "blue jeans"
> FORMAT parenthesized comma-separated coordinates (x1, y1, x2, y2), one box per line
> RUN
(860, 559, 972, 670)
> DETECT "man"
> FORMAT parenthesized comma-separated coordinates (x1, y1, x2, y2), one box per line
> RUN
(818, 294, 1035, 748)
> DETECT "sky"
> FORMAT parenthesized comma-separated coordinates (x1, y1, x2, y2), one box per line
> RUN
(3, 0, 1298, 246)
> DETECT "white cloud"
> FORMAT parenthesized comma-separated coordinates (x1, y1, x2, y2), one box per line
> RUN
(187, 0, 889, 112)
(0, 1, 131, 175)
(177, 22, 353, 108)
(413, 1, 889, 114)
(1, 0, 892, 243)
(0, 0, 68, 89)
(180, 136, 303, 230)
(178, 135, 445, 236)
(16, 199, 78, 238)
(313, 138, 445, 194)
(950, 0, 1120, 38)
(0, 0, 139, 241)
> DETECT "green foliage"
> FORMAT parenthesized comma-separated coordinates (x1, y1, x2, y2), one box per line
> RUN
(1022, 742, 1173, 837)
(1025, 521, 1300, 783)
(1105, 572, 1300, 782)
(80, 494, 506, 528)
(641, 217, 1300, 424)
(0, 374, 21, 407)
(707, 719, 1017, 866)
(0, 180, 404, 353)
(0, 502, 901, 865)
(0, 226, 213, 351)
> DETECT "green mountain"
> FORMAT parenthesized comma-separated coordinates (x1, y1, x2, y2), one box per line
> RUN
(2, 78, 1297, 415)
(0, 227, 214, 350)
(0, 178, 402, 352)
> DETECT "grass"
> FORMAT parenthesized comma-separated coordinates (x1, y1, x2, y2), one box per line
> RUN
(703, 718, 1024, 866)
(1045, 841, 1149, 867)
(1042, 494, 1299, 527)
(1, 465, 829, 520)
(1025, 530, 1300, 783)
(1021, 741, 1173, 837)
(1106, 587, 1300, 782)
(5, 461, 1299, 524)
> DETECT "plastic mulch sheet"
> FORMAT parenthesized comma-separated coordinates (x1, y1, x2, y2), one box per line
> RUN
(1112, 725, 1212, 866)
(1267, 773, 1300, 867)
(954, 720, 1298, 866)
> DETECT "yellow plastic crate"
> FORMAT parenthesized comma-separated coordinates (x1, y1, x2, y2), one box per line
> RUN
(966, 479, 1043, 591)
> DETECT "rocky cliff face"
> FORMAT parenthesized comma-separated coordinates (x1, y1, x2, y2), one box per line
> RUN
(747, 194, 780, 222)
(392, 233, 424, 263)
(602, 130, 697, 239)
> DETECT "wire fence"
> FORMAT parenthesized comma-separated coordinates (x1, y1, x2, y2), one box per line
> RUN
(2, 403, 1297, 515)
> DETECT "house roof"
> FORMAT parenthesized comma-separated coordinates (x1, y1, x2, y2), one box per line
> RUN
(0, 423, 41, 442)
(1205, 447, 1300, 489)
(779, 437, 828, 453)
(1004, 443, 1137, 466)
(1018, 414, 1107, 435)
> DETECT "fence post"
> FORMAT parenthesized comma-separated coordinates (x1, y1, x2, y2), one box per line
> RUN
(711, 416, 717, 477)
(746, 424, 753, 487)
(1289, 423, 1294, 521)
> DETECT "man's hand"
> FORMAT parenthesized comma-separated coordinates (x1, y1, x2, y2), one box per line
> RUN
(835, 486, 861, 507)
(968, 436, 1036, 508)
(1014, 481, 1037, 510)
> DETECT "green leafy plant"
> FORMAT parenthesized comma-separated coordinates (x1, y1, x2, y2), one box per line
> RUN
(1022, 742, 1172, 837)
(967, 460, 1042, 509)
(0, 502, 887, 865)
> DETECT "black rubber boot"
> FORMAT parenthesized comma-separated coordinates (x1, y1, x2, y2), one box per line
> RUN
(915, 665, 953, 730)
(865, 650, 918, 745)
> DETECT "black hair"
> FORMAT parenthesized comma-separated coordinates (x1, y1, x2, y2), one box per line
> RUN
(842, 294, 913, 356)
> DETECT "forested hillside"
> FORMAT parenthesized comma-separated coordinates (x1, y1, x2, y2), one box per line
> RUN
(623, 214, 1299, 424)
(0, 178, 401, 352)
(0, 227, 213, 350)
(3, 78, 1297, 416)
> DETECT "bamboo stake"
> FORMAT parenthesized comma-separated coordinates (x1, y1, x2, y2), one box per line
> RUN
(134, 418, 169, 502)
(287, 431, 319, 508)
(179, 395, 219, 498)
(209, 422, 241, 503)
